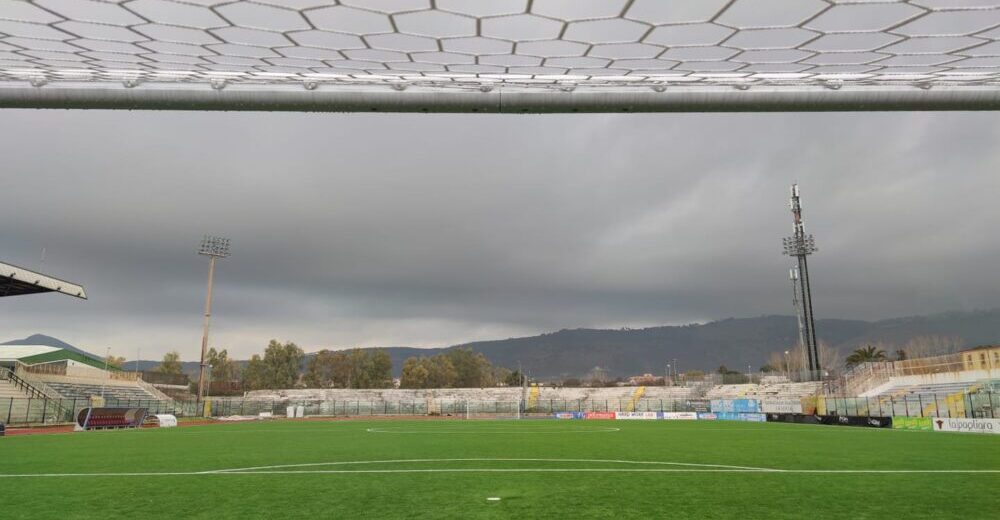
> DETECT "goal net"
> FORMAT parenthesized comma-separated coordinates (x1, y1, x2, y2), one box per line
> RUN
(2, 1, 1000, 112)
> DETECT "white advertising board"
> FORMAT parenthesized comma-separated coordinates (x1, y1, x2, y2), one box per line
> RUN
(661, 412, 698, 420)
(761, 399, 803, 414)
(932, 417, 1000, 434)
(615, 411, 659, 420)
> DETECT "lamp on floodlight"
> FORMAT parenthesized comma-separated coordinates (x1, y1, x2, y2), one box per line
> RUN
(196, 235, 230, 409)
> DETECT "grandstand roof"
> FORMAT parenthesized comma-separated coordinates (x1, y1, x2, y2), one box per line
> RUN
(2, 1, 1000, 112)
(0, 344, 59, 360)
(0, 344, 109, 370)
(0, 260, 87, 299)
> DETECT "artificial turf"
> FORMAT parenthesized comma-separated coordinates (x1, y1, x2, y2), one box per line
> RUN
(2, 419, 997, 519)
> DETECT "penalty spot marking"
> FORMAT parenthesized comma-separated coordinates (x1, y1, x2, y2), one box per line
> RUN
(487, 497, 501, 501)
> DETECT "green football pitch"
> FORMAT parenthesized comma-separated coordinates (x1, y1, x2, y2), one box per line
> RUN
(2, 419, 998, 519)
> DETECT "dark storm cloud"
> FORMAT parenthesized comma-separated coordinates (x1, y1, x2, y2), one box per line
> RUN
(2, 110, 999, 359)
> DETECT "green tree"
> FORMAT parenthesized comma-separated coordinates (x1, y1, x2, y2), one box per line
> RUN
(400, 357, 429, 389)
(846, 345, 887, 367)
(426, 356, 457, 388)
(106, 355, 126, 369)
(445, 348, 493, 387)
(206, 348, 240, 381)
(155, 351, 183, 375)
(504, 369, 524, 387)
(399, 355, 458, 389)
(261, 340, 304, 389)
(367, 350, 393, 388)
(242, 354, 267, 390)
(304, 349, 338, 388)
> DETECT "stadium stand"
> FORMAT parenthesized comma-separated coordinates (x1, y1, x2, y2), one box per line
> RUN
(0, 260, 86, 299)
(705, 382, 823, 400)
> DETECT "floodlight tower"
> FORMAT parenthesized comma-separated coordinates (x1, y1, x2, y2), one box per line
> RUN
(782, 185, 820, 379)
(789, 267, 808, 379)
(197, 235, 230, 407)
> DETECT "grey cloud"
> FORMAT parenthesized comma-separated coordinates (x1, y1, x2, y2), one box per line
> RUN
(1, 110, 998, 359)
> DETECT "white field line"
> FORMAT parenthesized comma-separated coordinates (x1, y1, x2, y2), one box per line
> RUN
(365, 427, 621, 434)
(2, 468, 999, 478)
(1, 458, 998, 478)
(210, 457, 771, 473)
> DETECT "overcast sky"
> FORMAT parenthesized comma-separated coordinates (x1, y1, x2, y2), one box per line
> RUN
(1, 109, 999, 360)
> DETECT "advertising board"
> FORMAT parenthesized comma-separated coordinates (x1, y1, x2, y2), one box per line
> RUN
(817, 415, 892, 428)
(931, 417, 1000, 434)
(761, 399, 803, 414)
(766, 413, 821, 425)
(553, 412, 583, 420)
(615, 411, 659, 420)
(710, 399, 761, 413)
(714, 412, 766, 422)
(892, 416, 931, 431)
(584, 411, 616, 420)
(696, 413, 717, 420)
(660, 412, 698, 420)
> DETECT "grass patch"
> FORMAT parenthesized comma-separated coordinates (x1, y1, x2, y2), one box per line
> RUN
(1, 419, 997, 519)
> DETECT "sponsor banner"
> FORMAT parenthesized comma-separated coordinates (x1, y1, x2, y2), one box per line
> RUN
(715, 412, 767, 422)
(892, 416, 932, 431)
(688, 400, 711, 413)
(584, 411, 616, 420)
(711, 399, 761, 414)
(932, 417, 1000, 434)
(615, 411, 659, 420)
(660, 412, 698, 420)
(697, 413, 717, 421)
(818, 415, 892, 428)
(766, 413, 821, 425)
(761, 399, 803, 414)
(553, 412, 583, 420)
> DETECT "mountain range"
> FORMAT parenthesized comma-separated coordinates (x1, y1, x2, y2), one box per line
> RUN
(4, 309, 999, 379)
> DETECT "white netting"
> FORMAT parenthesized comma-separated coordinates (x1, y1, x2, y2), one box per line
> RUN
(1, 0, 1000, 94)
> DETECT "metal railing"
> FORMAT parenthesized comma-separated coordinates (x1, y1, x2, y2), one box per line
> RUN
(819, 390, 998, 419)
(3, 391, 996, 427)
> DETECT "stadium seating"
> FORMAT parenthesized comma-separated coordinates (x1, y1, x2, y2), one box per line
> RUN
(42, 381, 160, 401)
(704, 382, 822, 400)
(871, 380, 993, 398)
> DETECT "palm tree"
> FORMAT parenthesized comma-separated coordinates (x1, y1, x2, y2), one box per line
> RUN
(846, 345, 887, 367)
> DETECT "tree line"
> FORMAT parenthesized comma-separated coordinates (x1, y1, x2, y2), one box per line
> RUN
(151, 342, 525, 390)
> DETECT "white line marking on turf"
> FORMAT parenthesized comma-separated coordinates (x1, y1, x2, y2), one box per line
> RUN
(365, 427, 621, 434)
(1, 458, 997, 478)
(1, 468, 998, 477)
(209, 458, 770, 473)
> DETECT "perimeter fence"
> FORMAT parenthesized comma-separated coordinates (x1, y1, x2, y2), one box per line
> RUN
(2, 392, 996, 426)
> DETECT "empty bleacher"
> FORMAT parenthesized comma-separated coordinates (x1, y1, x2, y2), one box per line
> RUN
(41, 381, 159, 401)
(705, 382, 822, 400)
(871, 380, 991, 398)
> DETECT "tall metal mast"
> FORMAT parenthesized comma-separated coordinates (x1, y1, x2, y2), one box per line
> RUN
(782, 185, 820, 379)
(196, 235, 230, 409)
(789, 267, 808, 380)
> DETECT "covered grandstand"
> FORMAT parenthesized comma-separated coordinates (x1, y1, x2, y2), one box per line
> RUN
(0, 260, 86, 299)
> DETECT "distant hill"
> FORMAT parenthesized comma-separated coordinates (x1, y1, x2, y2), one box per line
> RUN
(0, 333, 104, 362)
(7, 309, 999, 379)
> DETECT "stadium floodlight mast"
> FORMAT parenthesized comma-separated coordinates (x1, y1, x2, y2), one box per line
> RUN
(196, 235, 230, 409)
(782, 185, 820, 380)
